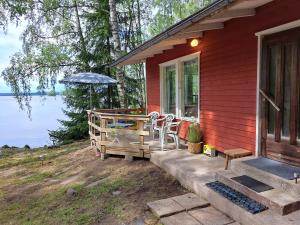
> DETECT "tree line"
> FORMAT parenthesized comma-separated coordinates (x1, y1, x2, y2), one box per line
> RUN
(0, 0, 214, 144)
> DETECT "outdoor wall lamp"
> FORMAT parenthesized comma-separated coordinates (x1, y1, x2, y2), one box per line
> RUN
(190, 39, 199, 47)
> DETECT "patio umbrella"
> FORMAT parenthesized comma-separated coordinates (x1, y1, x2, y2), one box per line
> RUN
(59, 72, 118, 109)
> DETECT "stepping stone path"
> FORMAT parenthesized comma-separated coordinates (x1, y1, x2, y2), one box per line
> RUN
(171, 193, 210, 210)
(161, 212, 201, 225)
(189, 207, 234, 225)
(147, 198, 185, 218)
(147, 193, 240, 225)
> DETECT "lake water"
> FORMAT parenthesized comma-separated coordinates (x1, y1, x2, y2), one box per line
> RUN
(0, 96, 66, 148)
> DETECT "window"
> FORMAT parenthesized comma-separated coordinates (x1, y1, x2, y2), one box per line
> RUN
(160, 53, 200, 120)
(163, 65, 176, 114)
(182, 58, 199, 118)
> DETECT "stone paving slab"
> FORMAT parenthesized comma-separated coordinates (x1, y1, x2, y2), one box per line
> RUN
(147, 198, 185, 218)
(161, 212, 202, 225)
(189, 206, 234, 225)
(172, 193, 210, 210)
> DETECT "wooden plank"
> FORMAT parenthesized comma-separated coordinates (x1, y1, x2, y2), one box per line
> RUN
(275, 44, 284, 142)
(112, 146, 151, 154)
(100, 118, 107, 156)
(88, 122, 149, 136)
(137, 120, 145, 146)
(95, 113, 149, 121)
(201, 9, 256, 24)
(170, 31, 203, 40)
(290, 42, 298, 145)
(95, 108, 145, 114)
(261, 43, 274, 157)
(266, 152, 300, 167)
(98, 140, 150, 150)
(99, 127, 149, 136)
(105, 148, 151, 159)
(182, 22, 224, 33)
(266, 139, 300, 166)
(106, 149, 144, 157)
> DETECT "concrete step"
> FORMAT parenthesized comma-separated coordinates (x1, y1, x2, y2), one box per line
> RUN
(231, 157, 300, 196)
(215, 170, 300, 215)
(201, 182, 300, 225)
(151, 151, 300, 225)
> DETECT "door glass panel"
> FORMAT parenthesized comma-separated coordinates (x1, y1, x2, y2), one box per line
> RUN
(282, 44, 292, 137)
(182, 58, 199, 118)
(298, 75, 300, 139)
(163, 65, 176, 114)
(268, 46, 278, 135)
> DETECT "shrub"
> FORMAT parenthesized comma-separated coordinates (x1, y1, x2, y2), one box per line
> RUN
(188, 122, 202, 143)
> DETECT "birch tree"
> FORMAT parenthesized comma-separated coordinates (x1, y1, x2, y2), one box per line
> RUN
(109, 0, 127, 108)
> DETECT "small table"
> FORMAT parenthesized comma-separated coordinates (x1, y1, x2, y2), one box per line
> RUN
(224, 148, 252, 170)
(108, 122, 133, 128)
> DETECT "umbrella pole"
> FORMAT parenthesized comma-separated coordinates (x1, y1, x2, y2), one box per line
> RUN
(90, 84, 92, 110)
(108, 85, 112, 109)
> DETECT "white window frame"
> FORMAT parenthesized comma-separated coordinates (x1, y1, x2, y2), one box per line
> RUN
(159, 52, 201, 121)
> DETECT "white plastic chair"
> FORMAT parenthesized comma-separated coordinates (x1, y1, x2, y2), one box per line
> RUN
(159, 114, 181, 151)
(147, 111, 160, 139)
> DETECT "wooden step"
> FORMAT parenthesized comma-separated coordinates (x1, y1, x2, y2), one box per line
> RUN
(215, 170, 300, 215)
(231, 157, 300, 196)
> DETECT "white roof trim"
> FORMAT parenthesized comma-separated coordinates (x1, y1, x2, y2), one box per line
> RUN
(113, 0, 274, 67)
(255, 19, 300, 36)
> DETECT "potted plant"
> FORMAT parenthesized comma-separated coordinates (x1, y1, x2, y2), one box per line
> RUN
(187, 122, 203, 154)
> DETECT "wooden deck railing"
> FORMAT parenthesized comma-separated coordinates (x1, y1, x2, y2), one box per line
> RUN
(94, 108, 145, 114)
(87, 110, 150, 159)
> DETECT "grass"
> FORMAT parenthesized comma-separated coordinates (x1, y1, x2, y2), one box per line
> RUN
(0, 140, 89, 169)
(17, 172, 53, 185)
(0, 140, 187, 225)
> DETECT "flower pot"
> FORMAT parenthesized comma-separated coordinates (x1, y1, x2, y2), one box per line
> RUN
(188, 142, 203, 154)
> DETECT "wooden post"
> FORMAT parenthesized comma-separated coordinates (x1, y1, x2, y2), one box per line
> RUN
(137, 120, 144, 158)
(101, 118, 107, 160)
(225, 155, 230, 170)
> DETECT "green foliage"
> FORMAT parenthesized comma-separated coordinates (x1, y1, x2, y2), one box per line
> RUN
(49, 85, 101, 144)
(1, 0, 215, 145)
(1, 0, 111, 112)
(0, 0, 30, 31)
(188, 122, 202, 143)
(149, 0, 215, 36)
(47, 89, 57, 96)
(1, 145, 10, 149)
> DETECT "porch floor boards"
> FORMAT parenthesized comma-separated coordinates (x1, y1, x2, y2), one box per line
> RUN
(150, 150, 300, 225)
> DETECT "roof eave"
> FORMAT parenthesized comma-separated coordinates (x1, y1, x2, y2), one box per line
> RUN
(110, 0, 233, 67)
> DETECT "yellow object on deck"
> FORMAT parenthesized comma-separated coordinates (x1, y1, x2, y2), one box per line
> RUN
(203, 144, 216, 157)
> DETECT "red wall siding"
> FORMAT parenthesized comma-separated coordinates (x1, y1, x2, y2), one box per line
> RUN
(146, 0, 300, 153)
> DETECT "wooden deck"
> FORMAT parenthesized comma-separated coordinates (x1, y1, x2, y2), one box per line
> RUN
(87, 109, 182, 159)
(88, 110, 183, 159)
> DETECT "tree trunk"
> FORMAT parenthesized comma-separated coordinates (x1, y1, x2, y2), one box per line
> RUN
(109, 0, 127, 108)
(73, 0, 90, 71)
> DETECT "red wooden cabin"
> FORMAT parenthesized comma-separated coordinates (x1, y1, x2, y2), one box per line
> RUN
(112, 0, 300, 166)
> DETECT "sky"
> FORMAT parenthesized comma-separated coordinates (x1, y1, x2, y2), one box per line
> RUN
(0, 22, 24, 93)
(0, 21, 65, 93)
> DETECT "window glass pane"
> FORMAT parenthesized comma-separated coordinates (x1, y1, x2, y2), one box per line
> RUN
(282, 44, 292, 137)
(163, 65, 176, 114)
(182, 58, 198, 118)
(268, 46, 278, 135)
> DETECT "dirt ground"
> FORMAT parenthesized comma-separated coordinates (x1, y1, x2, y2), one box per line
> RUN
(0, 141, 187, 225)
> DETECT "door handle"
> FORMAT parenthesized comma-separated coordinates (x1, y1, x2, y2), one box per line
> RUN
(259, 89, 280, 112)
